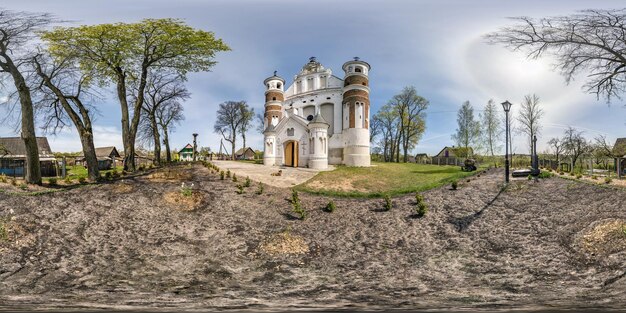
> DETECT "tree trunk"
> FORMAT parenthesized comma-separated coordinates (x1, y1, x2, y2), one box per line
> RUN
(162, 125, 171, 163)
(10, 67, 41, 184)
(80, 130, 100, 182)
(150, 113, 161, 166)
(231, 136, 236, 161)
(242, 132, 247, 150)
(116, 74, 135, 172)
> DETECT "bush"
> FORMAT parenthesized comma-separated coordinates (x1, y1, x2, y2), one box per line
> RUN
(105, 171, 113, 180)
(236, 184, 244, 194)
(576, 174, 582, 179)
(537, 171, 553, 179)
(47, 177, 58, 186)
(451, 180, 458, 190)
(592, 175, 598, 180)
(64, 176, 72, 184)
(232, 174, 238, 182)
(78, 177, 86, 184)
(220, 171, 225, 180)
(325, 200, 336, 213)
(10, 178, 17, 186)
(244, 176, 251, 187)
(415, 192, 427, 217)
(383, 194, 392, 211)
(256, 182, 264, 195)
(527, 175, 533, 180)
(291, 190, 306, 220)
(180, 182, 193, 197)
(19, 183, 28, 190)
(0, 174, 6, 183)
(605, 177, 612, 184)
(226, 170, 231, 178)
(559, 171, 564, 175)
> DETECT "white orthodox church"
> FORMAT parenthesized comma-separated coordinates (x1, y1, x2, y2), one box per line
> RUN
(262, 57, 371, 169)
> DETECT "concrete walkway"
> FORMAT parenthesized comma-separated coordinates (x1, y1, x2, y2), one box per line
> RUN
(213, 160, 335, 188)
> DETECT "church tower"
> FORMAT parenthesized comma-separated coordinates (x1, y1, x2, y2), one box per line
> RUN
(341, 57, 371, 167)
(263, 71, 285, 128)
(263, 72, 284, 166)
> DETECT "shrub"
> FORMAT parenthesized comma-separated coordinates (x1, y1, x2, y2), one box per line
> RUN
(576, 174, 582, 179)
(451, 180, 458, 190)
(47, 177, 58, 186)
(291, 190, 306, 220)
(232, 174, 238, 182)
(569, 172, 575, 176)
(527, 175, 533, 180)
(78, 177, 86, 184)
(415, 192, 424, 204)
(236, 184, 244, 194)
(605, 177, 612, 184)
(538, 171, 553, 179)
(244, 176, 251, 187)
(64, 176, 72, 184)
(415, 192, 427, 217)
(383, 194, 392, 211)
(256, 182, 264, 195)
(226, 170, 231, 178)
(19, 183, 28, 190)
(592, 175, 598, 180)
(138, 164, 145, 171)
(180, 182, 193, 197)
(105, 171, 113, 180)
(559, 171, 564, 175)
(0, 174, 6, 183)
(325, 200, 336, 213)
(220, 171, 225, 180)
(10, 178, 17, 186)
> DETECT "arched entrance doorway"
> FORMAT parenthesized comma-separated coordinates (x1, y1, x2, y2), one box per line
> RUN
(284, 141, 299, 167)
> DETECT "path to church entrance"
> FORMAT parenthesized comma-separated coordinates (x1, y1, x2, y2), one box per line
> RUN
(213, 160, 335, 188)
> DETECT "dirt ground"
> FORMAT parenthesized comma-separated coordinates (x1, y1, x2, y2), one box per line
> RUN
(0, 164, 625, 311)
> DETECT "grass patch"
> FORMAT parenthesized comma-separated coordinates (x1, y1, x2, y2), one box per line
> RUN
(296, 162, 486, 198)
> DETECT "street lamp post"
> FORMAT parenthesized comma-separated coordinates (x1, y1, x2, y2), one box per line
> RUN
(501, 101, 512, 184)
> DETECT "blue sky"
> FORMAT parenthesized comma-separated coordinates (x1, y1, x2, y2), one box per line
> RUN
(1, 0, 625, 155)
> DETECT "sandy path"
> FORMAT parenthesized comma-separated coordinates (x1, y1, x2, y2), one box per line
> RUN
(212, 160, 333, 188)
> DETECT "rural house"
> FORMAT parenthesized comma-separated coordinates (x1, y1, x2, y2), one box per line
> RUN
(76, 146, 120, 170)
(178, 144, 194, 161)
(235, 147, 255, 160)
(435, 146, 473, 158)
(613, 138, 626, 178)
(0, 137, 57, 177)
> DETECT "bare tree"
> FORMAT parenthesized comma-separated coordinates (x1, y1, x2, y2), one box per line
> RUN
(562, 126, 589, 169)
(155, 101, 184, 164)
(547, 137, 564, 165)
(486, 9, 626, 101)
(255, 113, 265, 134)
(139, 71, 189, 166)
(517, 94, 544, 154)
(480, 99, 503, 157)
(452, 101, 480, 157)
(0, 10, 53, 184)
(31, 53, 101, 182)
(238, 103, 254, 149)
(389, 86, 428, 162)
(214, 101, 246, 160)
(593, 134, 616, 169)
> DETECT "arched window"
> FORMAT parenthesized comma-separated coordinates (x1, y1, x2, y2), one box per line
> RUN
(277, 82, 281, 89)
(272, 97, 276, 101)
(355, 67, 362, 73)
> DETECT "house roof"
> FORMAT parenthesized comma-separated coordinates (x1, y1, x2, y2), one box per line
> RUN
(235, 147, 255, 156)
(78, 146, 120, 158)
(613, 138, 626, 157)
(0, 137, 53, 158)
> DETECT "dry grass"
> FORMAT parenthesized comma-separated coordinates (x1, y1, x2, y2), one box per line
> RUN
(258, 230, 309, 256)
(163, 191, 204, 211)
(109, 183, 134, 193)
(581, 219, 626, 255)
(0, 219, 36, 253)
(147, 168, 193, 182)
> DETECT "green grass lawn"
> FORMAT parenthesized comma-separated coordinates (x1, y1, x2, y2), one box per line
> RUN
(66, 165, 124, 179)
(296, 162, 487, 198)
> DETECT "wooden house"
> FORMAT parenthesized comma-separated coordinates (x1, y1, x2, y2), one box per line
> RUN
(435, 146, 473, 158)
(0, 137, 57, 177)
(75, 146, 121, 170)
(235, 147, 255, 160)
(178, 144, 194, 161)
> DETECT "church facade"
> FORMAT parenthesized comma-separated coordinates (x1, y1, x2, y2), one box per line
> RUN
(262, 57, 371, 169)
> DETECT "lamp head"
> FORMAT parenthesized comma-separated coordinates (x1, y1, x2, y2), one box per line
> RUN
(501, 100, 512, 112)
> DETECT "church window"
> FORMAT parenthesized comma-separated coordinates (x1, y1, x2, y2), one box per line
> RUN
(287, 128, 294, 136)
(355, 67, 362, 73)
(272, 97, 276, 101)
(277, 82, 281, 89)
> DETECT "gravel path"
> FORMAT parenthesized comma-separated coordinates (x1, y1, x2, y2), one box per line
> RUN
(212, 160, 333, 188)
(0, 164, 624, 311)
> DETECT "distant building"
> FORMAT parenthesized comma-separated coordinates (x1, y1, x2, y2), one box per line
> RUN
(613, 138, 626, 177)
(76, 146, 121, 170)
(235, 147, 255, 160)
(178, 144, 194, 161)
(0, 137, 56, 177)
(435, 146, 473, 158)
